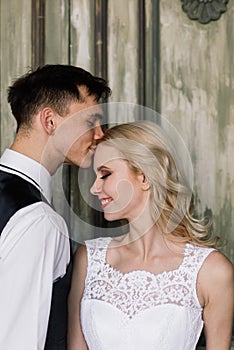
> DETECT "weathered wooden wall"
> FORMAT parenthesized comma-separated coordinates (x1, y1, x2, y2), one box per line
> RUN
(0, 0, 31, 152)
(160, 1, 234, 260)
(0, 0, 233, 262)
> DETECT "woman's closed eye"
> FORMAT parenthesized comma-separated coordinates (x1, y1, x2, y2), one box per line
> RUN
(100, 172, 111, 179)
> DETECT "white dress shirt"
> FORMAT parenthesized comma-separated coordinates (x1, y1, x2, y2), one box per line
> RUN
(0, 149, 70, 350)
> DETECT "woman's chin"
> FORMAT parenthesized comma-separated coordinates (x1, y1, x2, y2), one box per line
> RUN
(104, 212, 121, 222)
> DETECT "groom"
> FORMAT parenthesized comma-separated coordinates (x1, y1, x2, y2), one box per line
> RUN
(0, 64, 111, 350)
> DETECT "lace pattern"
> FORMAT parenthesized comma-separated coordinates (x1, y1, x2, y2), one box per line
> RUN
(83, 237, 214, 319)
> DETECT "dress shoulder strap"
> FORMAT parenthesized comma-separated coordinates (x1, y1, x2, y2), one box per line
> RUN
(182, 243, 216, 279)
(177, 244, 216, 308)
(85, 237, 112, 272)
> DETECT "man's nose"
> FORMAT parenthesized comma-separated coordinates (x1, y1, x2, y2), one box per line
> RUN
(94, 124, 104, 140)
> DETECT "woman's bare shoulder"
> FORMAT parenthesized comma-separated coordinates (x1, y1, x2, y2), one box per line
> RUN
(200, 250, 234, 286)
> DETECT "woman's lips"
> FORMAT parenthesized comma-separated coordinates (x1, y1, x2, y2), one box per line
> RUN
(99, 197, 113, 209)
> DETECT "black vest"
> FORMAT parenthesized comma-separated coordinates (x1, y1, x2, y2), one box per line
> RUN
(0, 170, 72, 349)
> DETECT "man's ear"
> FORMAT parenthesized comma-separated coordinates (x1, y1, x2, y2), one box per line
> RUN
(40, 107, 57, 135)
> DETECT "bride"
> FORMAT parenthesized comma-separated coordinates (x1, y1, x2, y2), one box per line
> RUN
(68, 121, 234, 350)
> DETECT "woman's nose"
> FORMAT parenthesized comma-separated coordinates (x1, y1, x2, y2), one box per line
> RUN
(90, 178, 101, 195)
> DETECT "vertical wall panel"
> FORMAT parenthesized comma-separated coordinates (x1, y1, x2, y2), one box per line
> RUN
(107, 0, 138, 123)
(145, 0, 160, 113)
(45, 0, 70, 64)
(138, 0, 146, 107)
(32, 0, 45, 69)
(70, 0, 95, 72)
(94, 0, 107, 78)
(0, 0, 31, 153)
(160, 0, 234, 260)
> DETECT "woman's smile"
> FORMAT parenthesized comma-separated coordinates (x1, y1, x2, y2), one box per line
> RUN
(99, 197, 113, 209)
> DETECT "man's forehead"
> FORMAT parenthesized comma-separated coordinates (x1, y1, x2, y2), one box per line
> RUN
(69, 103, 103, 120)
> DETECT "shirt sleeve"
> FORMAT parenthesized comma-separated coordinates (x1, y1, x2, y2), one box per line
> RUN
(0, 202, 70, 350)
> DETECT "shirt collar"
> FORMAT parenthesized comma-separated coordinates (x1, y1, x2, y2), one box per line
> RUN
(0, 149, 52, 204)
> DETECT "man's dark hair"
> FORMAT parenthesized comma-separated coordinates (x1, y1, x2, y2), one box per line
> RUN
(7, 64, 111, 130)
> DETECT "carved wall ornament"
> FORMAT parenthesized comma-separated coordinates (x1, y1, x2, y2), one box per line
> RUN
(181, 0, 229, 24)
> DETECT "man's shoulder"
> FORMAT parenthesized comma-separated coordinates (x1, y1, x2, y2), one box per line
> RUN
(8, 202, 69, 236)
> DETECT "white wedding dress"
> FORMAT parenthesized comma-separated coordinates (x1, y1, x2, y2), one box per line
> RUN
(81, 237, 214, 350)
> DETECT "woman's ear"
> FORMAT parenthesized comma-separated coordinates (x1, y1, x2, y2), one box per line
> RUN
(40, 107, 57, 135)
(140, 173, 150, 191)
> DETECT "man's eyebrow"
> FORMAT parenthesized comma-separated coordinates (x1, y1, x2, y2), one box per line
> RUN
(89, 113, 103, 120)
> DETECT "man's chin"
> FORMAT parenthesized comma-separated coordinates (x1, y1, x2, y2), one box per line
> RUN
(79, 160, 92, 168)
(63, 159, 92, 168)
(79, 153, 93, 168)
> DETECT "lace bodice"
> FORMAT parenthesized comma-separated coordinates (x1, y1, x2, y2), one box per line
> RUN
(81, 237, 215, 350)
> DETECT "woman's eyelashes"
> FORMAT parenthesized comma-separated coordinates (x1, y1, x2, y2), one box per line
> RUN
(100, 172, 111, 180)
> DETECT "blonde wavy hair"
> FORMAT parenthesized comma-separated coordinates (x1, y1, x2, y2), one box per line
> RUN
(99, 121, 218, 248)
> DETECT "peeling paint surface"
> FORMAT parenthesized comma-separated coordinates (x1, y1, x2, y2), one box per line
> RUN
(108, 0, 138, 110)
(160, 1, 234, 261)
(0, 0, 31, 152)
(70, 0, 94, 71)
